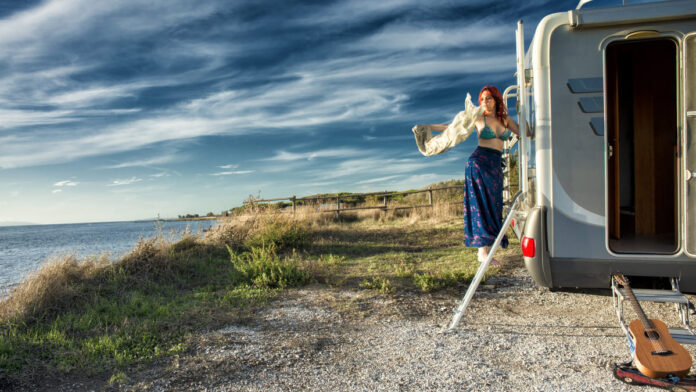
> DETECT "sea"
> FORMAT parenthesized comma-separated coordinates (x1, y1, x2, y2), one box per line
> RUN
(0, 220, 216, 292)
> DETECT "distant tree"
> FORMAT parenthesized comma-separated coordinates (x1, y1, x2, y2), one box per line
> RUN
(206, 212, 215, 217)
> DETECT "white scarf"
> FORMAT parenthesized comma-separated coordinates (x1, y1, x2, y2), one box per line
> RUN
(412, 93, 483, 156)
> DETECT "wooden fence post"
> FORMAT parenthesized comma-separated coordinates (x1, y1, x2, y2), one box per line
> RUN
(428, 188, 433, 206)
(291, 196, 296, 214)
(336, 196, 341, 219)
(383, 195, 388, 212)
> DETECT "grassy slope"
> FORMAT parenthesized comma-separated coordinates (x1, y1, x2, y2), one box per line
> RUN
(0, 197, 519, 387)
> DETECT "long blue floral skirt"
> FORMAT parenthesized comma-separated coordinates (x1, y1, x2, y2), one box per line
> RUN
(464, 146, 508, 248)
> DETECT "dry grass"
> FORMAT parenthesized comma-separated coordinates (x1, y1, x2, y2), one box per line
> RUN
(0, 235, 184, 323)
(0, 254, 109, 323)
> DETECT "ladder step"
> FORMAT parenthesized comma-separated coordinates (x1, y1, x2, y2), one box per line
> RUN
(616, 288, 690, 304)
(669, 328, 696, 345)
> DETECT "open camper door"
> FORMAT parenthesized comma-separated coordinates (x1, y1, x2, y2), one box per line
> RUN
(685, 33, 696, 258)
(605, 37, 678, 254)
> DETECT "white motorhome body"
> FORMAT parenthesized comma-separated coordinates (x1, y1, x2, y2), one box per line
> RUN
(516, 0, 696, 290)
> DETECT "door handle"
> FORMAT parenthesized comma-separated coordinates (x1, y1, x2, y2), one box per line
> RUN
(608, 144, 613, 158)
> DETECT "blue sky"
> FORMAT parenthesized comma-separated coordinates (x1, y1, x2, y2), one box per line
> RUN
(0, 0, 613, 224)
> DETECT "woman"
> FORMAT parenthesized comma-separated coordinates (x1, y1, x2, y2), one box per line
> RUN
(418, 86, 519, 266)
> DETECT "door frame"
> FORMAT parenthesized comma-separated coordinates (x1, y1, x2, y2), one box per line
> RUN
(602, 33, 684, 257)
(683, 32, 696, 258)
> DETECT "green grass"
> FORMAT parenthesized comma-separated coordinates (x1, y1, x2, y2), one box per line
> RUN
(300, 219, 514, 294)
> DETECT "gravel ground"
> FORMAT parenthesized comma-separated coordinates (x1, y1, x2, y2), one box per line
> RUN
(23, 260, 696, 392)
(110, 262, 696, 392)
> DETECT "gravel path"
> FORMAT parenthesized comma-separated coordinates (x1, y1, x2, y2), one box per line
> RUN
(114, 265, 696, 391)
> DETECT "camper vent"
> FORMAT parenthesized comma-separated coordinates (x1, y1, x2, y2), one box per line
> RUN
(567, 77, 602, 93)
(567, 78, 605, 136)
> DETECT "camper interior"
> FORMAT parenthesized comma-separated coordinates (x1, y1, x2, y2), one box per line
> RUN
(606, 37, 679, 254)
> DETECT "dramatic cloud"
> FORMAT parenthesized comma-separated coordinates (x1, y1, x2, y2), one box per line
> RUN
(0, 0, 538, 169)
(0, 0, 578, 223)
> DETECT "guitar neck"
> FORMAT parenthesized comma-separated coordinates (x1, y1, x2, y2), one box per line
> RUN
(622, 283, 655, 331)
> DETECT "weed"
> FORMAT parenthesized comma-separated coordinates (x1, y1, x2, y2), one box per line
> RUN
(412, 267, 492, 292)
(395, 263, 415, 278)
(318, 254, 345, 265)
(359, 277, 394, 294)
(108, 370, 129, 386)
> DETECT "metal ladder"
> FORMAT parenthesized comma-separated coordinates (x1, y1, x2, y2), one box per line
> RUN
(612, 277, 696, 345)
(448, 191, 524, 330)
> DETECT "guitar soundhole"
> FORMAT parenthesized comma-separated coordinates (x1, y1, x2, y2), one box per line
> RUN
(645, 330, 660, 340)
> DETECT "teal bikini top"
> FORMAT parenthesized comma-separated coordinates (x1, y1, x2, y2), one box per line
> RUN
(479, 117, 512, 141)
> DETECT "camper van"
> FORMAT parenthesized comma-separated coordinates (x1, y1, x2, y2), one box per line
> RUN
(509, 0, 696, 291)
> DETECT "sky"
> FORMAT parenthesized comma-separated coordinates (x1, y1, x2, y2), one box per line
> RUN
(0, 0, 637, 224)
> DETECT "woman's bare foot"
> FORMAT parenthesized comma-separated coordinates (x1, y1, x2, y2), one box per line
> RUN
(477, 247, 487, 262)
(478, 247, 502, 267)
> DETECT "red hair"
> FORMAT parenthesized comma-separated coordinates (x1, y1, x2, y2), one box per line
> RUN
(478, 85, 506, 123)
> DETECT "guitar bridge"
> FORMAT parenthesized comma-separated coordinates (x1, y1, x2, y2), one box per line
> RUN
(651, 350, 674, 356)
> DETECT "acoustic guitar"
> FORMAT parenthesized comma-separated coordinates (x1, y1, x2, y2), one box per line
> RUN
(613, 274, 693, 378)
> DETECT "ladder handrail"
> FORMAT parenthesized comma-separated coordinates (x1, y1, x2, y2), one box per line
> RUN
(515, 20, 529, 196)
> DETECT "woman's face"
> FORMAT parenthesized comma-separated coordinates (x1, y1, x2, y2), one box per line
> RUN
(480, 90, 496, 115)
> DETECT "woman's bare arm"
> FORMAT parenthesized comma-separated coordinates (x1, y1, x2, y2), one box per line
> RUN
(505, 115, 520, 134)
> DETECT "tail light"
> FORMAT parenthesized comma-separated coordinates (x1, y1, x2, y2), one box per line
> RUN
(522, 236, 535, 258)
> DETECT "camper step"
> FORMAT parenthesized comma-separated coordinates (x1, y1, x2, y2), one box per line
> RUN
(668, 328, 696, 345)
(614, 288, 690, 305)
